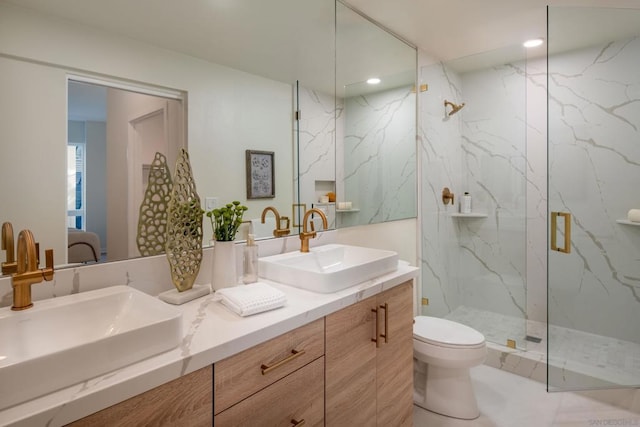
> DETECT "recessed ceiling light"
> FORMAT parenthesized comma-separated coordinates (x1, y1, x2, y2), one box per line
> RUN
(523, 38, 544, 48)
(366, 78, 381, 85)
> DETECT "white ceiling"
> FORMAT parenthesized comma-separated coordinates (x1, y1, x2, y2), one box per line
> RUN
(5, 0, 640, 87)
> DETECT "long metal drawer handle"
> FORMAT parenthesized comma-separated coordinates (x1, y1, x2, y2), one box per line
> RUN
(261, 349, 306, 375)
(291, 418, 306, 426)
(550, 211, 571, 254)
(379, 303, 389, 344)
(371, 307, 380, 348)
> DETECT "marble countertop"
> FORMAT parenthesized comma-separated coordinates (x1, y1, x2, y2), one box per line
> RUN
(1, 263, 418, 427)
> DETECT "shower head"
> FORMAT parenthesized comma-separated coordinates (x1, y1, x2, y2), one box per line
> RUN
(444, 100, 465, 116)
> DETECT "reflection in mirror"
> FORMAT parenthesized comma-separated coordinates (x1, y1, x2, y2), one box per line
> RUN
(335, 2, 417, 228)
(67, 79, 184, 263)
(0, 0, 334, 275)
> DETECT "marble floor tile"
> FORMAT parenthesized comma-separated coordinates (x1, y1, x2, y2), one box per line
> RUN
(413, 365, 640, 427)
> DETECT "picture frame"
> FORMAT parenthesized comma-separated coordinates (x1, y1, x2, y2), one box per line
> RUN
(246, 150, 275, 199)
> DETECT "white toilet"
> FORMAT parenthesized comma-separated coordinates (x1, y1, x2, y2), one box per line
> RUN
(413, 316, 487, 420)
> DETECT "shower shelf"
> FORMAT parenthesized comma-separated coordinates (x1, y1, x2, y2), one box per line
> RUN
(450, 213, 488, 218)
(616, 219, 640, 226)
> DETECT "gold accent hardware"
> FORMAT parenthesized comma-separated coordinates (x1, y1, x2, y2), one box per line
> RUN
(421, 297, 429, 306)
(2, 222, 17, 275)
(11, 229, 54, 311)
(299, 208, 328, 252)
(292, 203, 307, 228)
(261, 349, 306, 375)
(506, 339, 516, 349)
(261, 206, 291, 237)
(442, 187, 455, 206)
(444, 100, 465, 116)
(291, 419, 306, 427)
(379, 303, 389, 344)
(412, 84, 428, 93)
(550, 211, 571, 254)
(371, 307, 380, 348)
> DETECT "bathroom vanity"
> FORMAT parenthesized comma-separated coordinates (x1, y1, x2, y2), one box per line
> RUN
(0, 263, 417, 426)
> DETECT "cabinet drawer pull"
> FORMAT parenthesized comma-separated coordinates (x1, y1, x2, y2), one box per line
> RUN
(291, 418, 306, 426)
(371, 307, 380, 348)
(379, 303, 389, 344)
(261, 349, 305, 375)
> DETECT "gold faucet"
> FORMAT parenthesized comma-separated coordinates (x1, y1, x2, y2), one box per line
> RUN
(299, 208, 328, 253)
(11, 229, 54, 311)
(261, 206, 291, 237)
(2, 222, 17, 275)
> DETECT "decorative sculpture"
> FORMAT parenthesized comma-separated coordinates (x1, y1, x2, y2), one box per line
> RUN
(165, 149, 203, 292)
(137, 152, 173, 256)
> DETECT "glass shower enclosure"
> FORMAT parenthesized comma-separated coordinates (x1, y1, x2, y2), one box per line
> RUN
(547, 6, 640, 391)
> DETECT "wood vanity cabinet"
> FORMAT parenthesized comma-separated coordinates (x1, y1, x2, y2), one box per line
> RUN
(67, 365, 213, 427)
(67, 283, 412, 427)
(325, 281, 414, 427)
(214, 318, 325, 426)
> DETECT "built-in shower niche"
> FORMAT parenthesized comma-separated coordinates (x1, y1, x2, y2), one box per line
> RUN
(311, 180, 335, 229)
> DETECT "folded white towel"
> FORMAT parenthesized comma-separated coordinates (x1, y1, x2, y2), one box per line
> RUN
(216, 282, 286, 316)
(250, 218, 277, 239)
(628, 209, 640, 223)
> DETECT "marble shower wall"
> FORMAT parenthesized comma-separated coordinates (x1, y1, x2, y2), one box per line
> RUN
(548, 36, 640, 343)
(419, 54, 532, 336)
(339, 86, 417, 228)
(457, 62, 528, 320)
(419, 59, 464, 318)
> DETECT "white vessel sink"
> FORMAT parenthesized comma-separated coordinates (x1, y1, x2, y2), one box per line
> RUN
(258, 244, 398, 293)
(0, 285, 182, 410)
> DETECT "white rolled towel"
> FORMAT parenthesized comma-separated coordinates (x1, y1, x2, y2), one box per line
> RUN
(628, 209, 640, 223)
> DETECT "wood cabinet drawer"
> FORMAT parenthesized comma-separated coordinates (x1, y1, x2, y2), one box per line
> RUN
(68, 365, 213, 426)
(215, 356, 324, 427)
(214, 318, 324, 414)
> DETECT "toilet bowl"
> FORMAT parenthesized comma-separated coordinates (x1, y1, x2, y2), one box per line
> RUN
(413, 316, 486, 420)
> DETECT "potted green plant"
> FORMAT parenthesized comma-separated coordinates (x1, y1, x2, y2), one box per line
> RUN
(205, 201, 248, 291)
(206, 201, 248, 242)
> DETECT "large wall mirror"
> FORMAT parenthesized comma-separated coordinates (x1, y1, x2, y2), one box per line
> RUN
(334, 2, 417, 228)
(0, 0, 415, 275)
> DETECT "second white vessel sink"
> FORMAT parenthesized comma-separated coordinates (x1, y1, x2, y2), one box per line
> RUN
(258, 244, 398, 293)
(0, 285, 182, 410)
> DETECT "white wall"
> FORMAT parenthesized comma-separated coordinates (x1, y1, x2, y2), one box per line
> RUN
(86, 121, 107, 253)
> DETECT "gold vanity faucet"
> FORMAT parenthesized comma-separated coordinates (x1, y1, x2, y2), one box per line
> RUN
(299, 208, 328, 253)
(261, 206, 291, 238)
(1, 222, 17, 275)
(11, 229, 54, 311)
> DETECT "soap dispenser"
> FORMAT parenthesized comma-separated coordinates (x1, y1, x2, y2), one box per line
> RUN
(242, 234, 258, 284)
(461, 192, 472, 214)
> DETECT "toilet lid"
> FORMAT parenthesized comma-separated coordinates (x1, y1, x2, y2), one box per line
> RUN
(413, 316, 485, 347)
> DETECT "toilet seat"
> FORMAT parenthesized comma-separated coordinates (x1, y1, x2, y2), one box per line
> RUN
(414, 316, 485, 349)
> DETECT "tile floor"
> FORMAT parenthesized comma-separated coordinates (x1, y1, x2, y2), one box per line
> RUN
(413, 365, 640, 427)
(446, 306, 640, 386)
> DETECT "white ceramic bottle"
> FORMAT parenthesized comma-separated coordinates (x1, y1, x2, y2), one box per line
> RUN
(242, 234, 259, 284)
(461, 192, 472, 214)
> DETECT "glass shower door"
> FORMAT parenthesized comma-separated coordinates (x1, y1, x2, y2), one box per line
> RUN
(548, 6, 640, 391)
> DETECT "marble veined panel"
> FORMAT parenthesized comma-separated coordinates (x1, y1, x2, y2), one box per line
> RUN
(341, 85, 416, 227)
(548, 36, 640, 343)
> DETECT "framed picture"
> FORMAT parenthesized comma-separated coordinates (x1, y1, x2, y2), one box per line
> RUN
(246, 150, 275, 199)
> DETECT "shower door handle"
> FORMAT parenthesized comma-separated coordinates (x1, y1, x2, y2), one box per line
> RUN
(551, 211, 571, 254)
